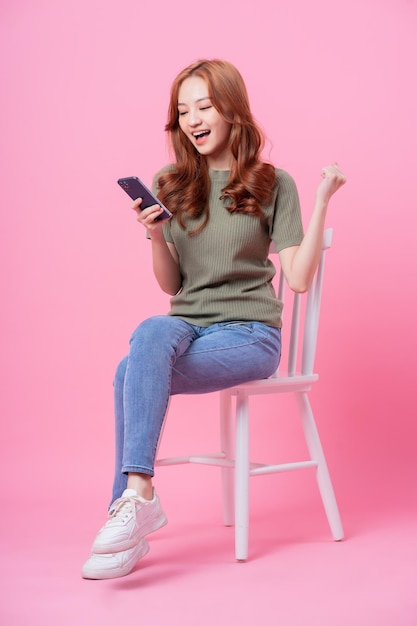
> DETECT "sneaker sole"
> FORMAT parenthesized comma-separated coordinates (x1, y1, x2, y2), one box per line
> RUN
(93, 510, 168, 554)
(82, 540, 150, 580)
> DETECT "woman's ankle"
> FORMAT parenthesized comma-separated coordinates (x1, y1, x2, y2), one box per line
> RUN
(127, 472, 153, 500)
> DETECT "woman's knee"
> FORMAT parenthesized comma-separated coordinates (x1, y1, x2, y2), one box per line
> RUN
(129, 316, 168, 345)
(129, 315, 193, 348)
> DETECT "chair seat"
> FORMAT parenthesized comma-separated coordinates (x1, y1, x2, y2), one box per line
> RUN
(224, 372, 319, 395)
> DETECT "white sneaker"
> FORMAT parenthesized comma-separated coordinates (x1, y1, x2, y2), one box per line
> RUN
(92, 488, 167, 554)
(82, 539, 149, 580)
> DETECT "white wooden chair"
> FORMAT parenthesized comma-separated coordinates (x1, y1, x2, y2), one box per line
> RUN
(156, 228, 344, 560)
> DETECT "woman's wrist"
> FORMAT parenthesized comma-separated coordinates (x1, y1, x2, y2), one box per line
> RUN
(148, 227, 165, 242)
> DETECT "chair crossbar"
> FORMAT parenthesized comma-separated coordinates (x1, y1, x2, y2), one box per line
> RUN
(156, 452, 227, 467)
(157, 456, 318, 473)
(249, 459, 317, 476)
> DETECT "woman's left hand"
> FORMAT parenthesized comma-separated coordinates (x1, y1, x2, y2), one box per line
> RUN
(316, 162, 347, 205)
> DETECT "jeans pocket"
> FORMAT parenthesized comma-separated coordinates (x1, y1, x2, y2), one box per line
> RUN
(219, 321, 255, 333)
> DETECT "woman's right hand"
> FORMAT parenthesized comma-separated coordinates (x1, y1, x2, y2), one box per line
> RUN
(132, 198, 168, 234)
(132, 197, 181, 294)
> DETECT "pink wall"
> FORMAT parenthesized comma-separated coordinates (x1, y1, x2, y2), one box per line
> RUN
(1, 0, 416, 520)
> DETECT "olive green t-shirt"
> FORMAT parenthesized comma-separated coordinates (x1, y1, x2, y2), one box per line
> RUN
(152, 167, 304, 328)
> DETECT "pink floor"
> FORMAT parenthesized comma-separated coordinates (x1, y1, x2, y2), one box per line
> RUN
(3, 468, 416, 626)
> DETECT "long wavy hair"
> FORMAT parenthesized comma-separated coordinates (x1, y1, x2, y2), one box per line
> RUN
(157, 59, 276, 235)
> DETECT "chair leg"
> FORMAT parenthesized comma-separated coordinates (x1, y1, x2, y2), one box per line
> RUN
(296, 392, 344, 541)
(220, 391, 234, 526)
(234, 392, 250, 561)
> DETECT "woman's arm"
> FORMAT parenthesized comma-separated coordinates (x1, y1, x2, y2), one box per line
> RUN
(278, 163, 346, 293)
(133, 199, 182, 295)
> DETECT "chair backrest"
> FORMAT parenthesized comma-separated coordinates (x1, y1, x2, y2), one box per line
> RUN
(272, 228, 333, 377)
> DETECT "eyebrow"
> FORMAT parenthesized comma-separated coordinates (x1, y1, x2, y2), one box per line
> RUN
(177, 96, 211, 106)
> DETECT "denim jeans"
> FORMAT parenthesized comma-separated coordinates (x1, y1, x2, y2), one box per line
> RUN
(111, 315, 281, 502)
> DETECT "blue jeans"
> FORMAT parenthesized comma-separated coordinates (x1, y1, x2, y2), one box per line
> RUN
(111, 315, 281, 501)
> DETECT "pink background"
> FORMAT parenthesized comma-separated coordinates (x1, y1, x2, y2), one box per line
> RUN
(1, 0, 416, 624)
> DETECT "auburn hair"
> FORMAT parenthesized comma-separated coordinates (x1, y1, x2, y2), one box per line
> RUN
(157, 59, 277, 235)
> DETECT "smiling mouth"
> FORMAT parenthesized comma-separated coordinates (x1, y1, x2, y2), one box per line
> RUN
(193, 130, 210, 143)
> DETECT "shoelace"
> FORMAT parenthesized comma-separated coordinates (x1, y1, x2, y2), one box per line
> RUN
(108, 495, 141, 522)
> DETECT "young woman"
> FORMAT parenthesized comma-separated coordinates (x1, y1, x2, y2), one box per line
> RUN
(82, 59, 346, 579)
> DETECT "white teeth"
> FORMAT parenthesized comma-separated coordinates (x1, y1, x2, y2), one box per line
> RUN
(193, 131, 209, 138)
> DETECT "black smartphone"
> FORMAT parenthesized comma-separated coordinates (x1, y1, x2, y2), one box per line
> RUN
(117, 176, 172, 221)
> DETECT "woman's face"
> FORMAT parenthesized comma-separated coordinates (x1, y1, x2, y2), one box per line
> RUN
(177, 76, 232, 170)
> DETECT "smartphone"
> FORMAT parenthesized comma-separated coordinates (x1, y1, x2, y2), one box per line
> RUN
(117, 176, 172, 221)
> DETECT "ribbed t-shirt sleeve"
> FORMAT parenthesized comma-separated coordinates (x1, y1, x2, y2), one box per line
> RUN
(270, 170, 304, 251)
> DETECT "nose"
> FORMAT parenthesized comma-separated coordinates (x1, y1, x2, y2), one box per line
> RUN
(187, 107, 202, 127)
